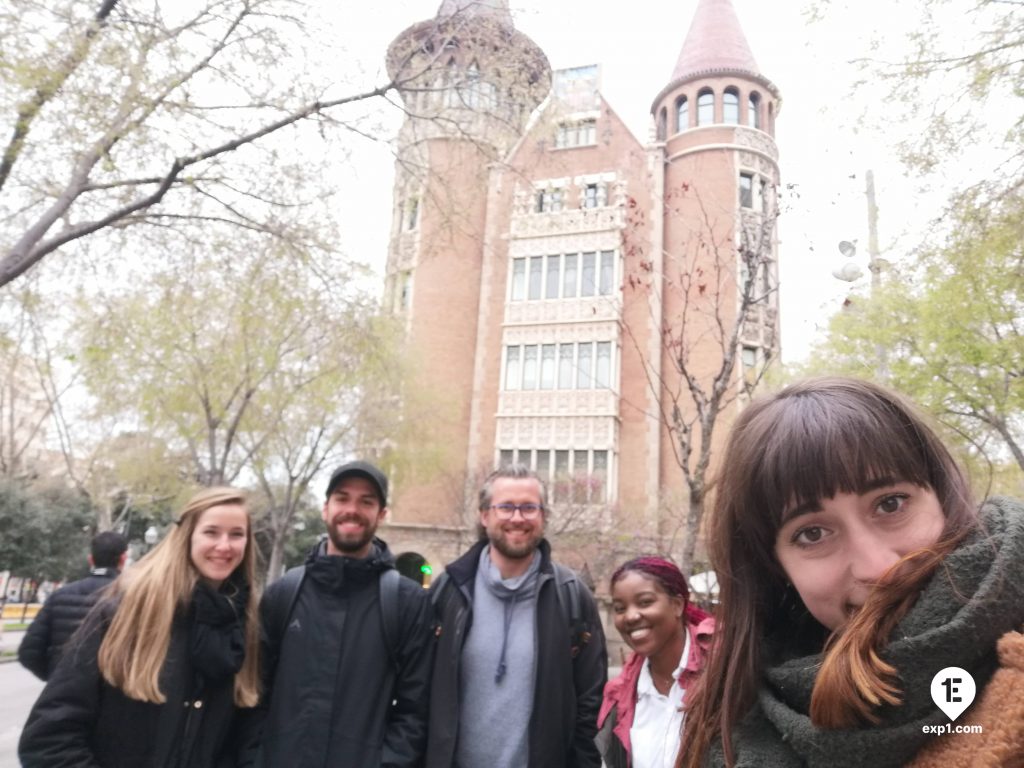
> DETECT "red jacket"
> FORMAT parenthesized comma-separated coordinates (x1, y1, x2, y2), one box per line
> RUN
(598, 615, 715, 760)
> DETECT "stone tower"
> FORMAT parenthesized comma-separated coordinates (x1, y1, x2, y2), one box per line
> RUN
(383, 2, 551, 529)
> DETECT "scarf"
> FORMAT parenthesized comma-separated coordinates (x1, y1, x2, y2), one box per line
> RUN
(189, 576, 249, 687)
(723, 497, 1024, 768)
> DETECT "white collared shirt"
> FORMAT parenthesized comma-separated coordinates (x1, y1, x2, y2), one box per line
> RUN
(629, 629, 692, 768)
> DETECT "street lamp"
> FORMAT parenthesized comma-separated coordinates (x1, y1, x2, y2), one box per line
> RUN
(144, 525, 160, 553)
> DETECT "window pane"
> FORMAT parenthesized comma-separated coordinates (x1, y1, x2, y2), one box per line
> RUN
(748, 94, 761, 128)
(584, 184, 598, 209)
(522, 345, 538, 389)
(511, 258, 525, 301)
(558, 344, 574, 389)
(676, 98, 688, 132)
(582, 120, 596, 144)
(554, 450, 570, 503)
(592, 450, 608, 503)
(563, 253, 578, 298)
(577, 342, 593, 388)
(499, 449, 514, 467)
(515, 448, 532, 467)
(572, 450, 589, 504)
(545, 255, 560, 299)
(551, 189, 563, 212)
(580, 252, 596, 297)
(739, 174, 753, 208)
(504, 346, 520, 390)
(595, 342, 611, 388)
(723, 90, 739, 124)
(528, 256, 543, 299)
(540, 344, 556, 389)
(599, 251, 614, 295)
(698, 91, 714, 125)
(536, 449, 550, 479)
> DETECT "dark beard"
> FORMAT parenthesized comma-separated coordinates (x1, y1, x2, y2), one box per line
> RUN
(491, 529, 541, 560)
(327, 518, 378, 555)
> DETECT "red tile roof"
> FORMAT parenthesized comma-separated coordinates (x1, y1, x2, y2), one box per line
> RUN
(671, 0, 760, 81)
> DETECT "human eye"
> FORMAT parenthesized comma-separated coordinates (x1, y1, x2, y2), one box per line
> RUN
(791, 526, 827, 547)
(494, 503, 516, 514)
(612, 602, 625, 614)
(875, 493, 909, 515)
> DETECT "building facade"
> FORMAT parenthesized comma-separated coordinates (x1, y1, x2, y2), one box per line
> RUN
(379, 0, 781, 591)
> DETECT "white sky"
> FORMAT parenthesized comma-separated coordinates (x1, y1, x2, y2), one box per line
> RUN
(322, 0, 972, 363)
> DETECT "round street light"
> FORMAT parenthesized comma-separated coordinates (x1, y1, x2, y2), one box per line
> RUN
(144, 525, 160, 550)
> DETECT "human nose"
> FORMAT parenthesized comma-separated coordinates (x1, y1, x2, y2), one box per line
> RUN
(848, 530, 900, 584)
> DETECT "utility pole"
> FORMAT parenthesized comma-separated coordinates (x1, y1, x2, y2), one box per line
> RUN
(864, 170, 889, 380)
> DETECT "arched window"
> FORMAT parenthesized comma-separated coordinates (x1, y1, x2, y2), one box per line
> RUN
(464, 61, 480, 108)
(675, 96, 688, 132)
(723, 88, 740, 124)
(748, 92, 761, 128)
(442, 58, 458, 108)
(697, 89, 714, 126)
(768, 102, 775, 135)
(657, 107, 667, 141)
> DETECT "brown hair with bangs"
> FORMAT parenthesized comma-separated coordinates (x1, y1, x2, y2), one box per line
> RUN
(677, 377, 977, 768)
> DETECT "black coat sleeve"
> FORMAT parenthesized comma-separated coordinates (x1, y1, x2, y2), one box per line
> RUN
(18, 598, 54, 681)
(571, 588, 608, 768)
(18, 606, 109, 768)
(382, 580, 435, 768)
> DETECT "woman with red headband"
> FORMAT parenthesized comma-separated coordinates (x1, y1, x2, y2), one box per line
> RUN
(597, 557, 715, 768)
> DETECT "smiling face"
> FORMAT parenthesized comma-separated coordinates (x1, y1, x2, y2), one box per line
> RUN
(190, 503, 248, 588)
(611, 570, 685, 661)
(774, 482, 946, 631)
(322, 475, 387, 558)
(480, 476, 546, 570)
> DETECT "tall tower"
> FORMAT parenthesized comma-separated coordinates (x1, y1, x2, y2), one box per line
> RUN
(383, 2, 551, 527)
(648, 0, 782, 510)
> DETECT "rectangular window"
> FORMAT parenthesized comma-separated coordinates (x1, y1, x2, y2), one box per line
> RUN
(562, 253, 578, 298)
(499, 449, 514, 467)
(540, 344, 556, 390)
(536, 190, 546, 213)
(577, 342, 593, 388)
(580, 252, 596, 297)
(592, 450, 608, 503)
(528, 256, 543, 300)
(595, 342, 611, 388)
(504, 346, 521, 390)
(554, 450, 570, 502)
(536, 449, 551, 480)
(545, 255, 560, 299)
(398, 271, 412, 311)
(558, 344, 574, 389)
(572, 450, 589, 504)
(511, 258, 526, 301)
(516, 448, 531, 467)
(742, 345, 757, 370)
(550, 189, 564, 212)
(599, 251, 615, 295)
(580, 119, 596, 145)
(406, 198, 419, 231)
(522, 345, 538, 389)
(739, 173, 754, 209)
(584, 184, 599, 209)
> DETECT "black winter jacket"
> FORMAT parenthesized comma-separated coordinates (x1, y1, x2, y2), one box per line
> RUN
(425, 539, 608, 768)
(18, 600, 241, 768)
(248, 538, 433, 768)
(18, 568, 119, 680)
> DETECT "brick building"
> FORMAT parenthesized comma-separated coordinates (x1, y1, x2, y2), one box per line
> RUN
(378, 0, 781, 594)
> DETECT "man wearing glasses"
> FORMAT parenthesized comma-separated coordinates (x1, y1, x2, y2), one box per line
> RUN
(425, 465, 607, 768)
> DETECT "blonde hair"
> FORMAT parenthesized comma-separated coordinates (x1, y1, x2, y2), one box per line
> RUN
(97, 487, 261, 707)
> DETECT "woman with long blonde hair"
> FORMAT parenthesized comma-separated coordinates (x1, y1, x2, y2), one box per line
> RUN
(20, 486, 261, 768)
(678, 377, 1024, 768)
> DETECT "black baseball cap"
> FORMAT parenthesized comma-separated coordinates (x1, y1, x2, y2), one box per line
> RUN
(325, 460, 388, 507)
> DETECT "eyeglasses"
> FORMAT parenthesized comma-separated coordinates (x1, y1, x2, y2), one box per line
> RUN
(489, 503, 544, 520)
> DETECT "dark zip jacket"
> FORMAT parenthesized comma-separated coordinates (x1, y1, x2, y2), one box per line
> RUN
(425, 538, 607, 768)
(251, 538, 433, 768)
(19, 599, 239, 768)
(19, 568, 119, 680)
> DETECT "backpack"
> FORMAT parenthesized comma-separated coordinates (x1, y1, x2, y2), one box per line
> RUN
(266, 565, 403, 671)
(430, 562, 592, 657)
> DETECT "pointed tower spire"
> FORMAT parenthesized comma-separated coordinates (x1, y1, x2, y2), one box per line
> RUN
(436, 0, 513, 26)
(672, 0, 760, 82)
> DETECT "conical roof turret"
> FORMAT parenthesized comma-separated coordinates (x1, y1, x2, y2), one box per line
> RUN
(672, 0, 759, 81)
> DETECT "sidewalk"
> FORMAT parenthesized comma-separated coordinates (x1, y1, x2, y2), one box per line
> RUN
(0, 630, 25, 660)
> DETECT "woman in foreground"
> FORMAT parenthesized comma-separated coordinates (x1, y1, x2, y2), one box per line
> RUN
(20, 486, 261, 768)
(599, 556, 714, 768)
(679, 377, 1024, 768)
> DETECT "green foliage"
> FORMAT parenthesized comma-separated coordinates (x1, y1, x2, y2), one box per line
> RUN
(807, 194, 1024, 485)
(0, 479, 94, 582)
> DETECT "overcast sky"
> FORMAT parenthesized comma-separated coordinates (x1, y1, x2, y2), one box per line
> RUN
(323, 0, 974, 363)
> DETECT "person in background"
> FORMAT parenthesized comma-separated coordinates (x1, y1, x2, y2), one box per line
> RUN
(598, 557, 714, 768)
(679, 377, 1024, 768)
(19, 530, 128, 680)
(19, 487, 261, 768)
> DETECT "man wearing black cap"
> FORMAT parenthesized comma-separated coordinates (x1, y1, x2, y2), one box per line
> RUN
(246, 460, 434, 768)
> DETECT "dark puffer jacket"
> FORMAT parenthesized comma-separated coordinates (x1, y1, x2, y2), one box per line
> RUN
(18, 568, 119, 680)
(18, 598, 243, 768)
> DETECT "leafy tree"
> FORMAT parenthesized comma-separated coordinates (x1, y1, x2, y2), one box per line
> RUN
(0, 479, 94, 593)
(807, 194, 1024, 479)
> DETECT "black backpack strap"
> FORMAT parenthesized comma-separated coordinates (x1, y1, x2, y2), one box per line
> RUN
(268, 565, 306, 643)
(429, 571, 451, 612)
(552, 562, 591, 658)
(379, 568, 402, 673)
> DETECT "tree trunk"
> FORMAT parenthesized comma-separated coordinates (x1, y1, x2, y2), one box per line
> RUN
(679, 489, 703, 580)
(266, 526, 289, 584)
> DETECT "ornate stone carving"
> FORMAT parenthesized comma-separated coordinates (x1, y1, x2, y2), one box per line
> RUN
(509, 206, 625, 239)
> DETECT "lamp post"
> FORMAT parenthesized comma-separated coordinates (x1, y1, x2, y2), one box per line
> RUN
(144, 525, 160, 553)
